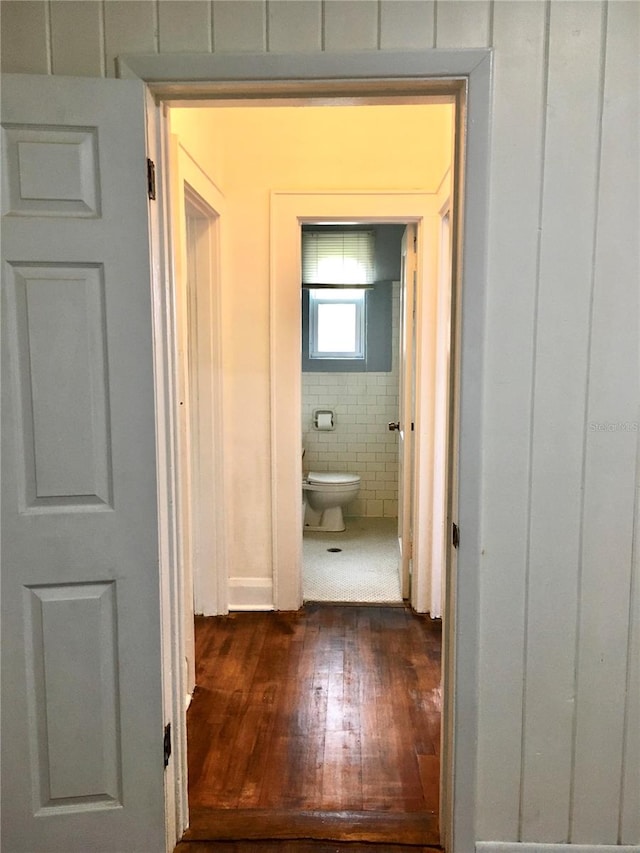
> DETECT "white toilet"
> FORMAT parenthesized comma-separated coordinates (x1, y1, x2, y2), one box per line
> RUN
(302, 471, 361, 532)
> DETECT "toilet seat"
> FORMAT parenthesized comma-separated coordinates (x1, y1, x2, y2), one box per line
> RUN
(307, 472, 360, 486)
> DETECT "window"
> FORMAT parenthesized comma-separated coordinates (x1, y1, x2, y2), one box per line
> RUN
(301, 226, 395, 374)
(302, 229, 374, 363)
(309, 288, 365, 359)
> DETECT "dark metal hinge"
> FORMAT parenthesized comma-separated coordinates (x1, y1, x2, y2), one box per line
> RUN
(452, 522, 460, 549)
(147, 158, 156, 201)
(163, 722, 171, 768)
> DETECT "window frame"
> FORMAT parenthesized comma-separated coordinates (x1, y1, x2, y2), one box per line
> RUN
(308, 287, 366, 361)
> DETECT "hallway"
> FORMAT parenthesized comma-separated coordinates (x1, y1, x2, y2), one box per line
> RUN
(183, 605, 441, 846)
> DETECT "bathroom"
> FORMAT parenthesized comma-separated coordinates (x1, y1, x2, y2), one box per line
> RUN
(301, 223, 405, 603)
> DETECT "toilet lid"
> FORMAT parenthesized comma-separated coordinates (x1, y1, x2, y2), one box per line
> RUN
(307, 471, 360, 486)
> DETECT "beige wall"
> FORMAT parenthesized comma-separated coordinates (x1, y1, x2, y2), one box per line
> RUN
(170, 102, 452, 592)
(2, 1, 638, 848)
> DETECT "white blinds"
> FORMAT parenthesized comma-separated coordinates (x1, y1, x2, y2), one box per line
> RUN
(301, 230, 375, 286)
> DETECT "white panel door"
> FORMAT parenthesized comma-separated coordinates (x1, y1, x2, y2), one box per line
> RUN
(397, 224, 417, 598)
(1, 74, 164, 853)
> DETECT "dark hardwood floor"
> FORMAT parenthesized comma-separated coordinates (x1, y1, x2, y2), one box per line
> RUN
(179, 604, 442, 849)
(175, 843, 441, 852)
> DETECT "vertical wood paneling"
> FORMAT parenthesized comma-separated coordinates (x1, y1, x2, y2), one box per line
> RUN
(158, 1, 212, 53)
(380, 0, 435, 50)
(521, 2, 606, 842)
(570, 1, 639, 844)
(212, 1, 266, 52)
(610, 3, 640, 843)
(434, 0, 491, 48)
(0, 0, 50, 74)
(2, 1, 639, 847)
(268, 1, 322, 52)
(475, 1, 548, 840)
(323, 1, 378, 51)
(104, 1, 157, 78)
(622, 473, 640, 844)
(50, 1, 104, 77)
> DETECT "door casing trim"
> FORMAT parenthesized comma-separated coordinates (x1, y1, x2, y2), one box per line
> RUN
(125, 48, 492, 853)
(270, 191, 440, 615)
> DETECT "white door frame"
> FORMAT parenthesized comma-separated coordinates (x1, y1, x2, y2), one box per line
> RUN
(152, 133, 229, 849)
(124, 49, 491, 853)
(169, 139, 229, 621)
(270, 192, 440, 613)
(399, 223, 418, 601)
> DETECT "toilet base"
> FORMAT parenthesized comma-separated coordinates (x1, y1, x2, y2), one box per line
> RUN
(303, 504, 345, 533)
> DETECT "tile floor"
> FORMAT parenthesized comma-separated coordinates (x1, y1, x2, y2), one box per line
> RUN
(302, 516, 403, 603)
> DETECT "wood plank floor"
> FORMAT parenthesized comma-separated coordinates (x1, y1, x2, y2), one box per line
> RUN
(176, 843, 441, 852)
(181, 604, 441, 848)
(176, 842, 441, 852)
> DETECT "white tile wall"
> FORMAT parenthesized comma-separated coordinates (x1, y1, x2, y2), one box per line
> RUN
(302, 283, 400, 518)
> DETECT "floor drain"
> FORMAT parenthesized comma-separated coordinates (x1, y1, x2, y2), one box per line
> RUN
(327, 547, 342, 553)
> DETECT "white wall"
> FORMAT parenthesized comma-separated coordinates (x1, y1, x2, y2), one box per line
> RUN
(3, 1, 638, 848)
(169, 102, 452, 604)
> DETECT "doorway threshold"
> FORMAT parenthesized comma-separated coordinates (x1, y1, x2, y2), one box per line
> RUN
(182, 807, 439, 846)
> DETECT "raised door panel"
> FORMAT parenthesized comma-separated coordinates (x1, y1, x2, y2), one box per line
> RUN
(5, 263, 112, 509)
(2, 125, 100, 217)
(25, 583, 121, 812)
(1, 73, 163, 853)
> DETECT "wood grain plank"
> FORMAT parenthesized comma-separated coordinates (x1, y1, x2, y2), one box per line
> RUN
(268, 1, 322, 53)
(185, 808, 439, 845)
(434, 0, 492, 48)
(323, 1, 379, 52)
(622, 474, 640, 844)
(159, 1, 212, 53)
(321, 729, 363, 811)
(0, 0, 49, 74)
(176, 842, 441, 853)
(187, 606, 441, 819)
(50, 1, 104, 77)
(521, 1, 606, 842)
(225, 616, 289, 806)
(570, 0, 639, 843)
(417, 754, 440, 815)
(475, 0, 548, 840)
(104, 0, 157, 78)
(251, 617, 305, 808)
(380, 1, 435, 50)
(212, 1, 266, 53)
(189, 616, 270, 808)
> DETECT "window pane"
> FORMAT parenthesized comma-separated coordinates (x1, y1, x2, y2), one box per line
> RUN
(317, 303, 357, 353)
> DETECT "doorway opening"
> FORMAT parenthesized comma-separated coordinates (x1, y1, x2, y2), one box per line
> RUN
(300, 221, 415, 606)
(161, 86, 463, 850)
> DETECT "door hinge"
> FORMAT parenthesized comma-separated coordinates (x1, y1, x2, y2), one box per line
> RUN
(163, 722, 171, 768)
(147, 158, 156, 201)
(452, 522, 460, 549)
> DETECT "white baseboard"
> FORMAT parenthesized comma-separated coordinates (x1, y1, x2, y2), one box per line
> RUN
(476, 844, 640, 853)
(228, 577, 274, 611)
